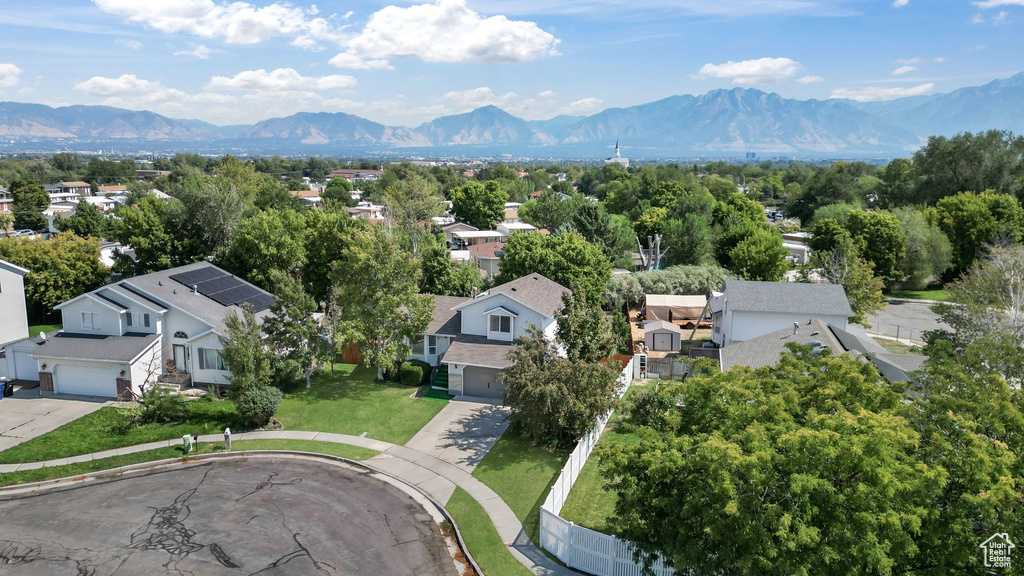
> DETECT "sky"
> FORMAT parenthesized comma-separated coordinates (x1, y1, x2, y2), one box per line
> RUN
(0, 0, 1021, 127)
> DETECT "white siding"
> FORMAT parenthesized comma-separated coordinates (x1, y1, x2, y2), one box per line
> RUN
(161, 312, 211, 370)
(190, 332, 231, 386)
(130, 342, 162, 396)
(727, 311, 849, 345)
(458, 294, 552, 340)
(60, 298, 123, 336)
(0, 267, 28, 346)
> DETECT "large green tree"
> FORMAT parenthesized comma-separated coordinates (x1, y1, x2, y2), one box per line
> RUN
(55, 199, 109, 238)
(885, 207, 951, 290)
(381, 172, 445, 254)
(220, 209, 307, 290)
(555, 283, 614, 363)
(845, 210, 907, 287)
(302, 209, 360, 304)
(495, 231, 612, 302)
(219, 307, 274, 397)
(109, 195, 180, 276)
(931, 190, 1024, 274)
(419, 236, 484, 297)
(728, 229, 788, 281)
(328, 225, 433, 376)
(262, 272, 331, 389)
(519, 190, 578, 232)
(0, 232, 109, 320)
(10, 179, 48, 231)
(450, 181, 508, 230)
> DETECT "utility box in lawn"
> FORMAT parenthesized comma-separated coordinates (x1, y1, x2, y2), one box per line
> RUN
(182, 434, 193, 454)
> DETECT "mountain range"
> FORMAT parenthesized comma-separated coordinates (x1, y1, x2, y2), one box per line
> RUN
(3, 72, 1024, 156)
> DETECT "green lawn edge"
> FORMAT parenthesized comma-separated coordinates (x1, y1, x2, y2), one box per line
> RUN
(0, 439, 379, 488)
(446, 487, 534, 576)
(888, 289, 950, 302)
(28, 324, 62, 338)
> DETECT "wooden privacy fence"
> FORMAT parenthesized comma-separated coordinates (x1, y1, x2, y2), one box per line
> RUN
(646, 357, 691, 381)
(539, 356, 678, 576)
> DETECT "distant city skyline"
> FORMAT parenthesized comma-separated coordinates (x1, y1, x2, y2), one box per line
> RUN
(0, 0, 1021, 126)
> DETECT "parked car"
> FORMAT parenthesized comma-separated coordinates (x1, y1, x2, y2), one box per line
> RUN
(10, 229, 35, 239)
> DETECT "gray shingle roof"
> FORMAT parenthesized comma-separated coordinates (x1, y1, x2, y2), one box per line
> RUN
(723, 280, 853, 317)
(427, 295, 469, 334)
(121, 262, 273, 334)
(643, 320, 682, 334)
(441, 335, 514, 369)
(32, 332, 160, 363)
(720, 319, 844, 371)
(481, 273, 570, 318)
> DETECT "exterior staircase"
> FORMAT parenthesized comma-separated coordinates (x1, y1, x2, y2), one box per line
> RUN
(431, 364, 449, 391)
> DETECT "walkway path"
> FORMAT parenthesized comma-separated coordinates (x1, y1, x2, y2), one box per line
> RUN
(0, 429, 580, 576)
(0, 388, 109, 452)
(405, 396, 510, 473)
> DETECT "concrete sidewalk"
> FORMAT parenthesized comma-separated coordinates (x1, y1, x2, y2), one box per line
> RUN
(404, 396, 510, 473)
(0, 387, 110, 452)
(0, 429, 582, 576)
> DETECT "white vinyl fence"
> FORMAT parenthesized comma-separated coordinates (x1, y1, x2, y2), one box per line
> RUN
(539, 356, 677, 576)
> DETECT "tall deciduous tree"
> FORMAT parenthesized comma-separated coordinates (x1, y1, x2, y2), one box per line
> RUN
(10, 179, 48, 231)
(555, 283, 614, 363)
(932, 246, 1024, 348)
(419, 237, 484, 297)
(328, 224, 433, 376)
(0, 232, 109, 320)
(728, 229, 788, 281)
(381, 172, 445, 254)
(496, 231, 611, 303)
(804, 235, 885, 326)
(885, 206, 951, 290)
(450, 181, 508, 229)
(55, 199, 109, 238)
(519, 190, 577, 233)
(262, 272, 330, 389)
(219, 307, 274, 397)
(302, 208, 359, 304)
(845, 210, 907, 287)
(220, 209, 307, 290)
(931, 190, 1024, 274)
(109, 195, 179, 276)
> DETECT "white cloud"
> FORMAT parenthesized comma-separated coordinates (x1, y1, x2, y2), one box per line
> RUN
(896, 57, 921, 65)
(973, 0, 1024, 7)
(538, 90, 555, 97)
(892, 65, 917, 75)
(697, 57, 802, 84)
(934, 57, 945, 62)
(92, 0, 339, 48)
(208, 68, 357, 91)
(174, 44, 213, 59)
(73, 74, 237, 112)
(559, 97, 603, 115)
(328, 52, 393, 70)
(116, 38, 142, 50)
(334, 0, 560, 69)
(443, 87, 518, 110)
(830, 83, 935, 102)
(893, 0, 909, 6)
(797, 75, 824, 84)
(0, 63, 22, 89)
(993, 10, 1010, 23)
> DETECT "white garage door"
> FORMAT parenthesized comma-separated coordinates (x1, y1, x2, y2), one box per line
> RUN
(463, 367, 505, 398)
(54, 365, 117, 397)
(13, 351, 38, 381)
(653, 333, 673, 351)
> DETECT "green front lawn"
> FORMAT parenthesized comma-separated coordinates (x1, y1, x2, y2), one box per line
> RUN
(275, 363, 446, 445)
(888, 289, 950, 302)
(28, 323, 61, 337)
(472, 431, 569, 544)
(872, 338, 925, 355)
(447, 487, 534, 576)
(0, 439, 379, 488)
(559, 385, 645, 535)
(0, 398, 238, 464)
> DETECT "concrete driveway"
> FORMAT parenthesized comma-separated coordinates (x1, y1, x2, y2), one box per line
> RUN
(405, 396, 510, 473)
(0, 387, 110, 452)
(866, 299, 951, 344)
(0, 457, 458, 576)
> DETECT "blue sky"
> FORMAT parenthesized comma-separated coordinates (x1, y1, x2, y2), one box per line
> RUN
(0, 0, 1021, 126)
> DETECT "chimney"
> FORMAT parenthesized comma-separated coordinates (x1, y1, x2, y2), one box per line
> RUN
(792, 322, 799, 335)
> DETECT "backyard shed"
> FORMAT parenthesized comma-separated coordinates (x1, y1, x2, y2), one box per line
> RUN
(644, 294, 707, 323)
(644, 320, 683, 352)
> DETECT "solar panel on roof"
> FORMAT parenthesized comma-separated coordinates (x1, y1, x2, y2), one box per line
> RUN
(247, 294, 275, 313)
(210, 285, 261, 306)
(169, 266, 226, 287)
(195, 275, 243, 295)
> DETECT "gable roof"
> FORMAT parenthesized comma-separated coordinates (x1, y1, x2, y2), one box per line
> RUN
(0, 258, 28, 276)
(426, 295, 470, 334)
(467, 242, 505, 259)
(722, 280, 853, 317)
(456, 273, 570, 318)
(643, 320, 682, 334)
(31, 332, 160, 363)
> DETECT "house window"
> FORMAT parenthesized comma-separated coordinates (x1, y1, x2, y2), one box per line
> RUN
(82, 312, 101, 331)
(412, 336, 425, 356)
(427, 335, 437, 356)
(126, 313, 151, 328)
(173, 331, 188, 339)
(197, 348, 228, 371)
(489, 315, 511, 334)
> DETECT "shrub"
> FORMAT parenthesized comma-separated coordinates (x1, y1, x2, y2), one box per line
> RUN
(408, 359, 433, 384)
(235, 385, 283, 428)
(399, 362, 424, 386)
(140, 385, 189, 424)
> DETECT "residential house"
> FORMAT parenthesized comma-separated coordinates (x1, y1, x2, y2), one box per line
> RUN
(136, 169, 171, 181)
(497, 222, 537, 235)
(0, 260, 33, 382)
(442, 222, 478, 244)
(44, 181, 90, 204)
(707, 280, 853, 347)
(345, 201, 385, 222)
(83, 196, 119, 211)
(290, 189, 322, 208)
(30, 263, 274, 398)
(504, 202, 522, 223)
(451, 230, 504, 249)
(717, 318, 927, 383)
(0, 187, 12, 214)
(412, 274, 570, 398)
(467, 242, 504, 279)
(97, 184, 128, 196)
(328, 168, 383, 182)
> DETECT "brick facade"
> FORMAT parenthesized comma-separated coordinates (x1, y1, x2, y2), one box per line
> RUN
(116, 378, 133, 400)
(39, 372, 53, 393)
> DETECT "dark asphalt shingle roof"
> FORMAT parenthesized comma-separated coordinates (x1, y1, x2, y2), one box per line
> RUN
(480, 273, 570, 318)
(441, 335, 514, 369)
(32, 332, 160, 362)
(723, 280, 853, 317)
(427, 295, 470, 334)
(720, 319, 844, 371)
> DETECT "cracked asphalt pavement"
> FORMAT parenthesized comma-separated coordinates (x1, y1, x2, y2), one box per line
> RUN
(0, 457, 458, 575)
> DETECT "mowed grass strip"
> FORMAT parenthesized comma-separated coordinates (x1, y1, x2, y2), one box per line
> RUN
(446, 487, 534, 576)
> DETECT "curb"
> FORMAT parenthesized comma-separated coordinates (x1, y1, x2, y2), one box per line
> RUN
(0, 450, 485, 576)
(882, 297, 945, 305)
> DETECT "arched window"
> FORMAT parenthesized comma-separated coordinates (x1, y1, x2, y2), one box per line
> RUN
(173, 331, 188, 339)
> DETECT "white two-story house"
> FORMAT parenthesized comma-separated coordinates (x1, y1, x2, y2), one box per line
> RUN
(32, 262, 274, 398)
(410, 274, 569, 399)
(707, 279, 853, 347)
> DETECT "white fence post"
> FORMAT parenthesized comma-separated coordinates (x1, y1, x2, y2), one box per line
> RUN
(538, 357, 676, 576)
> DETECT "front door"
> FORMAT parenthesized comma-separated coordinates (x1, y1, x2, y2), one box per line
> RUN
(172, 345, 189, 374)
